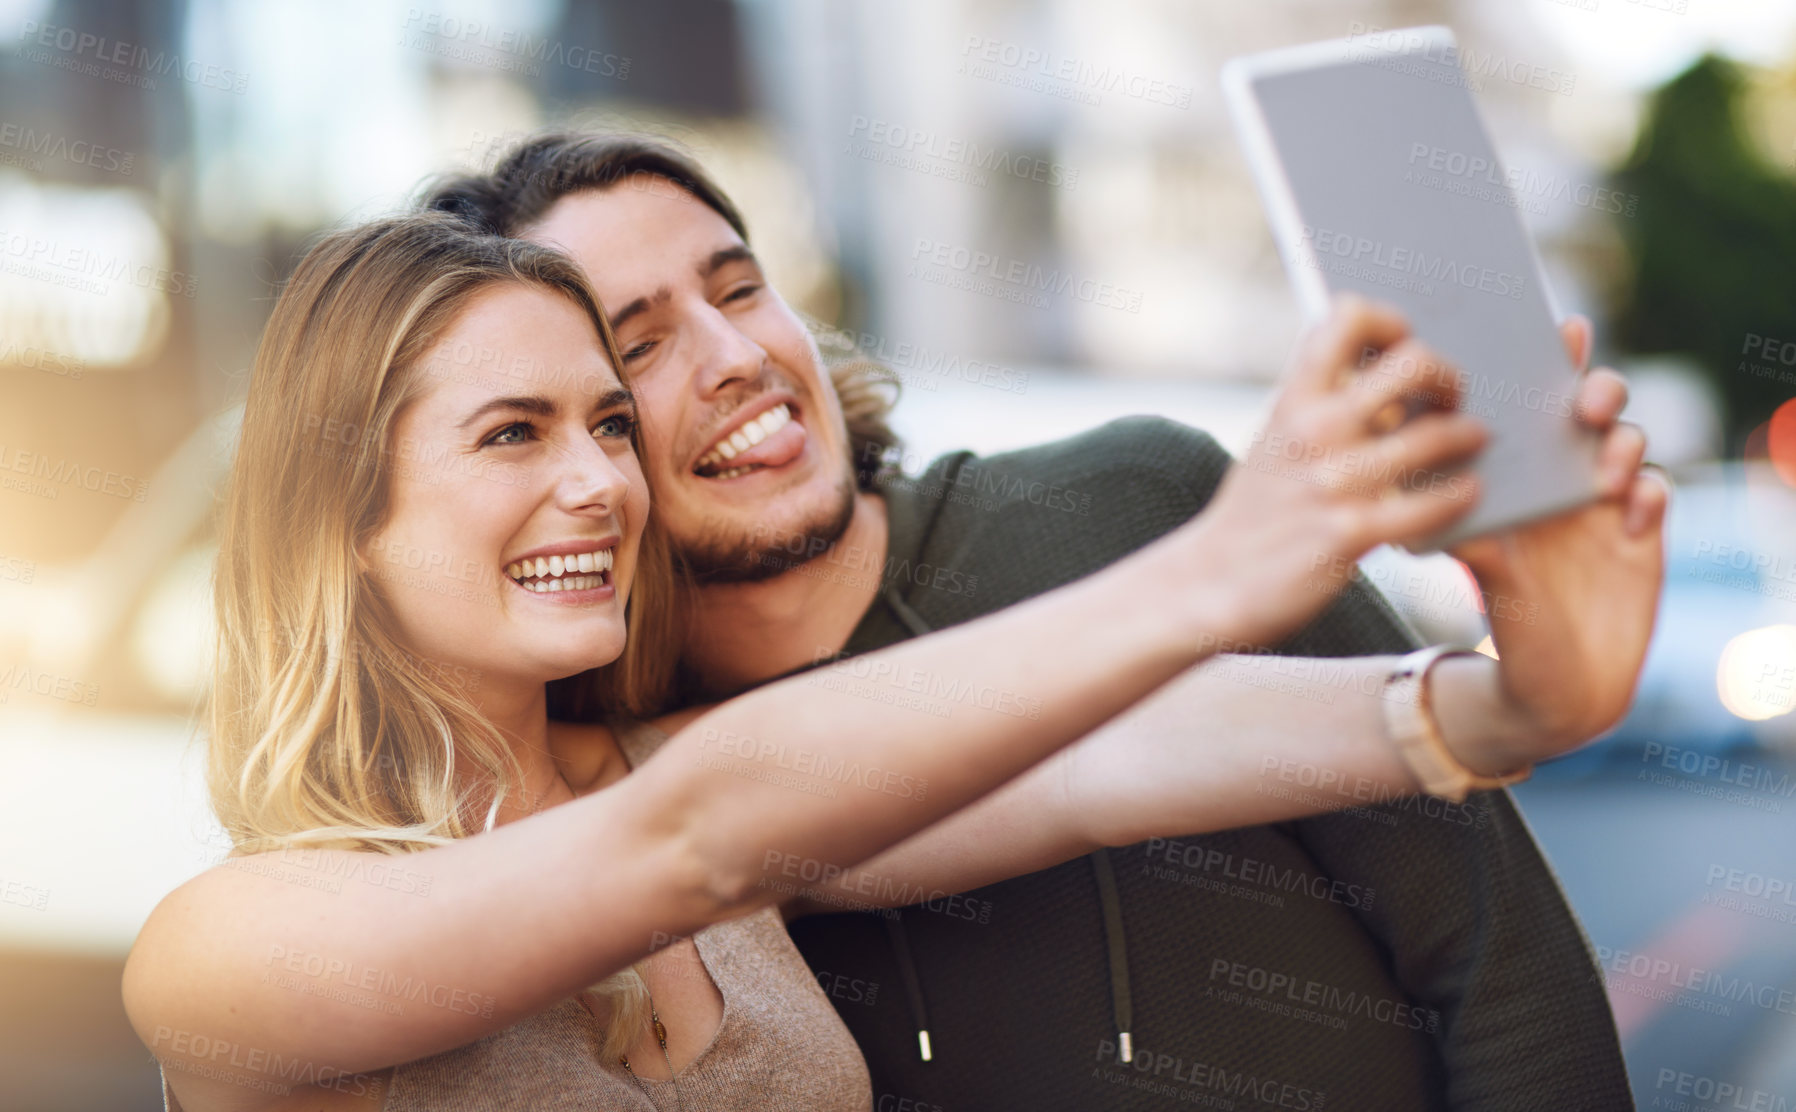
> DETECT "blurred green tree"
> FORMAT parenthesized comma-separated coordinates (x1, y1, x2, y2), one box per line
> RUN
(1613, 54, 1796, 451)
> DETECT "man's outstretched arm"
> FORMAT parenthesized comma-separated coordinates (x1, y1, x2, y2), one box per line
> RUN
(791, 314, 1661, 886)
(1278, 590, 1637, 1111)
(790, 316, 1657, 1109)
(1258, 315, 1653, 1110)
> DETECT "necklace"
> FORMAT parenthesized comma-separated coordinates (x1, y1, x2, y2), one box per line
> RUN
(618, 995, 685, 1112)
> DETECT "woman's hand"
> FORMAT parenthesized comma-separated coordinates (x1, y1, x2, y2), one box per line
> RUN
(1192, 294, 1487, 649)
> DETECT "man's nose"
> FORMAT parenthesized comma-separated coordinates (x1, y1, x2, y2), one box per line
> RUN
(691, 305, 767, 397)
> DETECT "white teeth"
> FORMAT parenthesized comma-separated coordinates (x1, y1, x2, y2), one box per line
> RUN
(525, 573, 603, 592)
(507, 548, 614, 586)
(695, 404, 793, 473)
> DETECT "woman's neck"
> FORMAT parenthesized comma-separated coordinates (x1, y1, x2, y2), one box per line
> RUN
(464, 677, 570, 827)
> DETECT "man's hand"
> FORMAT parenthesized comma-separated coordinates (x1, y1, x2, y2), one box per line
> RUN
(1442, 315, 1669, 771)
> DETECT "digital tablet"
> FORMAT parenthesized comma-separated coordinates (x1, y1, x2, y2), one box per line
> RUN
(1221, 25, 1602, 550)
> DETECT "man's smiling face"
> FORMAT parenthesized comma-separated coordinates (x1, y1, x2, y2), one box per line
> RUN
(523, 176, 857, 582)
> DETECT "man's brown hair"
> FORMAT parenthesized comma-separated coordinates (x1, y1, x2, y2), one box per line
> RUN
(423, 132, 899, 489)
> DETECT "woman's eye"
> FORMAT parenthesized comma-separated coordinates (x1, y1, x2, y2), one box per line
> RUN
(595, 414, 635, 439)
(487, 422, 533, 446)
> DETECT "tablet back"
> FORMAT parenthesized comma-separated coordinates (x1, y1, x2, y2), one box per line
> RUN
(1224, 26, 1601, 549)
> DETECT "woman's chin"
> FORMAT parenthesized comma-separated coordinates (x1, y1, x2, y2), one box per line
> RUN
(539, 636, 628, 682)
(441, 624, 626, 690)
(543, 660, 619, 685)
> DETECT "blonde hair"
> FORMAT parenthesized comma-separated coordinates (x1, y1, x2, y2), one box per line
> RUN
(209, 212, 672, 1057)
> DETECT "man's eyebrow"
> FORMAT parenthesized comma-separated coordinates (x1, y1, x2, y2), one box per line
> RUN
(700, 245, 758, 279)
(457, 394, 558, 431)
(605, 247, 758, 331)
(608, 287, 671, 333)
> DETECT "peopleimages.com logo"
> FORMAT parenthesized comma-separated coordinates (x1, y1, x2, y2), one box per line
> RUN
(17, 20, 248, 93)
(1298, 225, 1526, 300)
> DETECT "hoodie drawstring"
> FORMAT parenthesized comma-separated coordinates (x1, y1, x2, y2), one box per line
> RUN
(872, 584, 1137, 1065)
(884, 912, 934, 1061)
(1089, 848, 1135, 1062)
(875, 587, 940, 1061)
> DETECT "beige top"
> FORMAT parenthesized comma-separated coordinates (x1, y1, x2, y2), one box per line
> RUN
(160, 718, 873, 1112)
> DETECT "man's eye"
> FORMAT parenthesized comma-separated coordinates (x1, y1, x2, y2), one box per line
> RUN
(487, 422, 533, 446)
(723, 284, 761, 304)
(595, 414, 635, 439)
(622, 341, 656, 362)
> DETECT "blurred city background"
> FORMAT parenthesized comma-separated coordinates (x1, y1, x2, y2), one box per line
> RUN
(3, 0, 1796, 1107)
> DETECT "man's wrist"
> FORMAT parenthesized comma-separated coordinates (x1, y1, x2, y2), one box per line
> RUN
(1384, 647, 1533, 801)
(1427, 653, 1543, 778)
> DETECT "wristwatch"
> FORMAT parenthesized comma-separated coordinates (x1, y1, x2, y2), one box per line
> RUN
(1382, 644, 1532, 803)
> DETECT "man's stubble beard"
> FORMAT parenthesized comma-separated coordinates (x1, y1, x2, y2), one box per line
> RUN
(674, 472, 859, 585)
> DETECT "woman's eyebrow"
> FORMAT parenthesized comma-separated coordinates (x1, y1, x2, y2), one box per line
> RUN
(591, 387, 636, 415)
(456, 394, 558, 431)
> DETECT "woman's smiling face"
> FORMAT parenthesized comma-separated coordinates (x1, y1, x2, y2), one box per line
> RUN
(364, 281, 650, 689)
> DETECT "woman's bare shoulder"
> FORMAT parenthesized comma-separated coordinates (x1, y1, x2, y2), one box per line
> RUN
(546, 707, 710, 787)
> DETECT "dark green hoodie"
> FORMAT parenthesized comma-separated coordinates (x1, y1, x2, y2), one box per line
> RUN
(781, 416, 1629, 1111)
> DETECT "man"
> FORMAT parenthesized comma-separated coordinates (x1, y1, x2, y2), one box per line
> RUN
(425, 133, 1658, 1109)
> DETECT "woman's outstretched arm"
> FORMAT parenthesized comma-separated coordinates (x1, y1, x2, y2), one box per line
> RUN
(123, 296, 1481, 1107)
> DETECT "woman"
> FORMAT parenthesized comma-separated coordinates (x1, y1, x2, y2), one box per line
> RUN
(123, 211, 1567, 1111)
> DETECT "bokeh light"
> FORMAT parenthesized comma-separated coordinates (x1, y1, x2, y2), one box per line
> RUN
(1717, 624, 1796, 721)
(1768, 397, 1796, 487)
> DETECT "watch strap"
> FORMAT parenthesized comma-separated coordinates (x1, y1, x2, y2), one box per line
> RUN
(1382, 644, 1532, 803)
